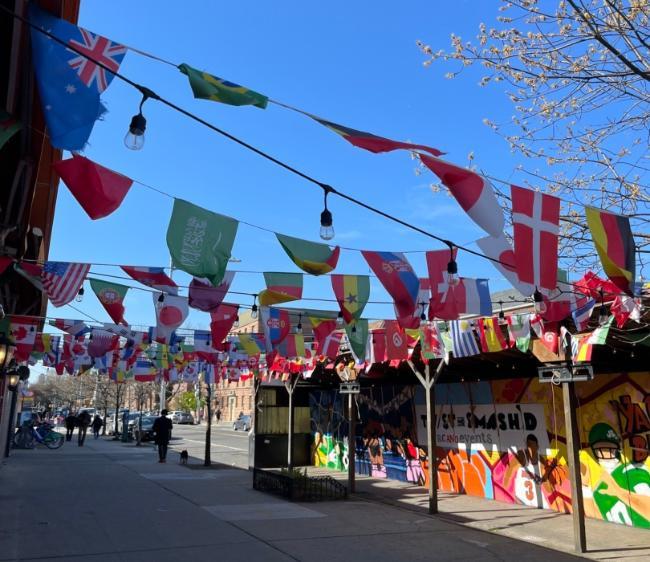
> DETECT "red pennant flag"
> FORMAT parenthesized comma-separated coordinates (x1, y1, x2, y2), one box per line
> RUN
(385, 320, 408, 361)
(420, 155, 504, 238)
(209, 303, 239, 350)
(54, 155, 132, 220)
(426, 248, 459, 320)
(189, 273, 234, 312)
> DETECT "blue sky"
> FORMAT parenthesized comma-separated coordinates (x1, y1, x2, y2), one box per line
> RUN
(45, 0, 528, 333)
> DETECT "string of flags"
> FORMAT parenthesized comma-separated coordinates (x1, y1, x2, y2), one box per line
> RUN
(0, 6, 645, 385)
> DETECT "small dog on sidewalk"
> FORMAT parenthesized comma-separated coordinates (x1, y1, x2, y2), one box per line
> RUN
(179, 450, 189, 465)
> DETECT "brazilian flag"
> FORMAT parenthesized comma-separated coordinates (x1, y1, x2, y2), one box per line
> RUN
(179, 63, 268, 109)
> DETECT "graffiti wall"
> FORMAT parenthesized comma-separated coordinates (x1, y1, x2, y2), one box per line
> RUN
(309, 372, 650, 529)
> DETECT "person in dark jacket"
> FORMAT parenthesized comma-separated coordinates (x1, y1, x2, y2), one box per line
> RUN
(152, 409, 173, 463)
(76, 411, 91, 446)
(64, 413, 77, 442)
(91, 415, 103, 440)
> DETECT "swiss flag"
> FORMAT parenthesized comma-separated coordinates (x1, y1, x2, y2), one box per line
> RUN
(511, 185, 560, 294)
(426, 248, 459, 320)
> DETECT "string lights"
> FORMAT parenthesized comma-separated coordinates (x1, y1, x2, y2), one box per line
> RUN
(319, 186, 335, 241)
(250, 295, 258, 320)
(533, 289, 546, 314)
(75, 287, 84, 303)
(124, 88, 155, 151)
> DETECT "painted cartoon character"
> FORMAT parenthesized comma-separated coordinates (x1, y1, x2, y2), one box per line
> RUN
(581, 423, 650, 528)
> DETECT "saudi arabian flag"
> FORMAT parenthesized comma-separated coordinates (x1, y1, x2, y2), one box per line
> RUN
(345, 319, 368, 362)
(89, 278, 128, 325)
(179, 63, 268, 109)
(0, 109, 21, 151)
(166, 199, 239, 286)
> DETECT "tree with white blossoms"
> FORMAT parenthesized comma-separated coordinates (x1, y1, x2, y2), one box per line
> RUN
(418, 0, 649, 276)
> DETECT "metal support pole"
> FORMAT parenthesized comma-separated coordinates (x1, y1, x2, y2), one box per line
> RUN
(348, 393, 356, 493)
(4, 390, 18, 458)
(159, 379, 166, 413)
(563, 381, 587, 553)
(286, 379, 294, 471)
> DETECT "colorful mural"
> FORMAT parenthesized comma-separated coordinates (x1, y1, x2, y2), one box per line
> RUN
(309, 372, 650, 530)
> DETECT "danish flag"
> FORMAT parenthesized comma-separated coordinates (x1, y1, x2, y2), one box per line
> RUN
(68, 28, 127, 93)
(511, 185, 560, 294)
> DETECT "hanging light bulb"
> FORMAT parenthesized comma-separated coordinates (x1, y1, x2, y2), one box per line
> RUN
(75, 287, 84, 303)
(233, 315, 240, 328)
(498, 301, 507, 325)
(319, 186, 335, 240)
(0, 303, 5, 320)
(296, 314, 303, 334)
(351, 325, 357, 335)
(597, 290, 608, 326)
(419, 302, 427, 327)
(533, 289, 546, 314)
(446, 243, 459, 287)
(598, 304, 609, 326)
(250, 295, 258, 320)
(124, 90, 153, 151)
(336, 311, 344, 327)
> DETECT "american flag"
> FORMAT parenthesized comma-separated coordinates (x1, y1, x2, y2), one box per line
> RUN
(42, 262, 90, 307)
(67, 28, 127, 93)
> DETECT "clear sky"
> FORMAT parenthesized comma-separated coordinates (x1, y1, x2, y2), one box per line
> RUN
(44, 0, 532, 335)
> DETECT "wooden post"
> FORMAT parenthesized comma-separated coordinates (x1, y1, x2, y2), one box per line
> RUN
(563, 381, 587, 553)
(408, 359, 444, 515)
(348, 393, 356, 493)
(285, 375, 297, 471)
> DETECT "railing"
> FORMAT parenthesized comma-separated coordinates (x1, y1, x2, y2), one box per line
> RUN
(253, 468, 348, 502)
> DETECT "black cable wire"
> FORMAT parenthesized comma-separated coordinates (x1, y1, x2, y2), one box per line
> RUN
(6, 5, 643, 300)
(4, 5, 493, 264)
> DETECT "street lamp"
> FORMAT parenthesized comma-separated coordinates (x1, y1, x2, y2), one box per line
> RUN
(0, 332, 16, 372)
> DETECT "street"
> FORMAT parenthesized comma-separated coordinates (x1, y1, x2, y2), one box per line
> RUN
(166, 423, 250, 469)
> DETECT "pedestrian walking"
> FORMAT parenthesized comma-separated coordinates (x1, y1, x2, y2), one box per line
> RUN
(77, 411, 91, 447)
(216, 409, 221, 423)
(152, 409, 173, 463)
(91, 414, 103, 440)
(64, 412, 77, 442)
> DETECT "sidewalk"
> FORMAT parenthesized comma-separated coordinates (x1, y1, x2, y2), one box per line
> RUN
(308, 467, 650, 561)
(0, 437, 646, 561)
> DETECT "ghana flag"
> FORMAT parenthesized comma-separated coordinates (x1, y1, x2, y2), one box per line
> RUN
(276, 233, 340, 275)
(179, 63, 268, 108)
(585, 207, 636, 295)
(259, 272, 303, 306)
(331, 274, 370, 324)
(310, 114, 444, 156)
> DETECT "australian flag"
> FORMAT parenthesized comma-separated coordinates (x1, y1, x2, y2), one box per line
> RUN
(29, 5, 126, 150)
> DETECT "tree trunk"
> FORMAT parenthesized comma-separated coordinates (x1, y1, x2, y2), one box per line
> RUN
(204, 383, 212, 466)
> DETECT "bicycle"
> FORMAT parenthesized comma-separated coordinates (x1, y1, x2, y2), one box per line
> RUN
(13, 421, 64, 450)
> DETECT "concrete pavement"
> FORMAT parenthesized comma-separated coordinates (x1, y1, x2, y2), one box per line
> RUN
(0, 429, 588, 562)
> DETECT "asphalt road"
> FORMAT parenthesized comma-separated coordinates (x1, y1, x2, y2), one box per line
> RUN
(165, 423, 251, 468)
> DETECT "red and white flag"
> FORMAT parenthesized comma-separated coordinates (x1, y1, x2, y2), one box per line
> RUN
(153, 293, 188, 344)
(611, 295, 642, 328)
(42, 262, 90, 307)
(476, 234, 532, 296)
(9, 316, 39, 362)
(511, 185, 560, 294)
(420, 155, 505, 237)
(426, 248, 459, 320)
(385, 320, 409, 361)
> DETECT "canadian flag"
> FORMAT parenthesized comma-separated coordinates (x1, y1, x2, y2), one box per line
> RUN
(511, 185, 560, 294)
(9, 316, 39, 362)
(420, 155, 505, 237)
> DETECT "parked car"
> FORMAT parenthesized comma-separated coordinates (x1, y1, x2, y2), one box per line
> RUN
(233, 415, 251, 431)
(132, 416, 157, 441)
(167, 411, 194, 424)
(177, 412, 194, 425)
